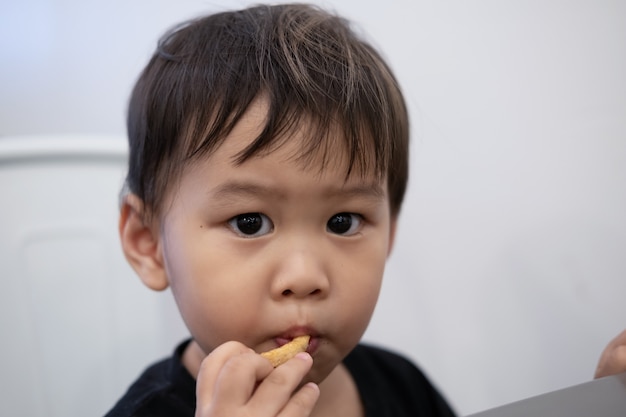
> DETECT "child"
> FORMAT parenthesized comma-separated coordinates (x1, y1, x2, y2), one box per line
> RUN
(107, 3, 455, 416)
(106, 3, 626, 416)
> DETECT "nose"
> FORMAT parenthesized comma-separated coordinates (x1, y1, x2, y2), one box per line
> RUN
(271, 243, 330, 300)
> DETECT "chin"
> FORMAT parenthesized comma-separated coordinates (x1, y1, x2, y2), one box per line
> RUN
(305, 356, 340, 385)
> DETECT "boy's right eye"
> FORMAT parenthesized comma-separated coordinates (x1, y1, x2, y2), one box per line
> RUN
(227, 213, 273, 237)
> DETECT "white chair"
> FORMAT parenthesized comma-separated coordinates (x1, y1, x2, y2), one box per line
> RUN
(0, 136, 187, 417)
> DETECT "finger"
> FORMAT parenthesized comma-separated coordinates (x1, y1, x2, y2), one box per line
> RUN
(594, 329, 626, 379)
(195, 341, 257, 411)
(209, 352, 275, 408)
(247, 352, 314, 414)
(612, 329, 626, 345)
(596, 344, 626, 379)
(278, 382, 320, 417)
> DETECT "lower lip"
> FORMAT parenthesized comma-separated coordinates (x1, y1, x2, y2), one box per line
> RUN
(306, 337, 320, 355)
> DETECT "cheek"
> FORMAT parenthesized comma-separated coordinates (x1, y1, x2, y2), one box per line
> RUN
(333, 247, 387, 334)
(342, 238, 388, 297)
(167, 265, 265, 352)
(161, 229, 265, 350)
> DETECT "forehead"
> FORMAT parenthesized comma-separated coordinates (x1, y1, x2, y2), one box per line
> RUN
(203, 97, 381, 183)
(180, 114, 387, 210)
(158, 98, 389, 221)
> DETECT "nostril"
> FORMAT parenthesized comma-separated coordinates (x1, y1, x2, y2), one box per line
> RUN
(281, 288, 321, 296)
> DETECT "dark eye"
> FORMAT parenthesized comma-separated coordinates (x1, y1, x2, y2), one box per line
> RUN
(327, 213, 362, 236)
(228, 213, 273, 237)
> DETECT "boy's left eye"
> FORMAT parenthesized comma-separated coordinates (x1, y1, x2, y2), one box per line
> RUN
(326, 212, 363, 236)
(228, 213, 273, 237)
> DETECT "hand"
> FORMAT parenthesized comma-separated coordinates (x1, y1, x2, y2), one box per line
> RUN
(195, 341, 320, 417)
(595, 329, 626, 379)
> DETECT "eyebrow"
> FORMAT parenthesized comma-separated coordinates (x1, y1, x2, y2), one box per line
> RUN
(335, 183, 386, 200)
(210, 182, 286, 202)
(210, 180, 386, 202)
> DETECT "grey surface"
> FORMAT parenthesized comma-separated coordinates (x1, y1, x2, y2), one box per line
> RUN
(465, 373, 626, 417)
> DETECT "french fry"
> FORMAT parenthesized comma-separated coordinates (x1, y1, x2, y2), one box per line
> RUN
(261, 335, 310, 367)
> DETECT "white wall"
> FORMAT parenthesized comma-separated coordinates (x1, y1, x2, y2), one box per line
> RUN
(1, 0, 625, 415)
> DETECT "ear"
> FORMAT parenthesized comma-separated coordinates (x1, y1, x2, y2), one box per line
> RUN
(119, 193, 169, 291)
(387, 216, 398, 257)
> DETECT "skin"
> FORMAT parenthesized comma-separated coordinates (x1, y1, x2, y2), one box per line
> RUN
(119, 98, 397, 417)
(595, 329, 626, 379)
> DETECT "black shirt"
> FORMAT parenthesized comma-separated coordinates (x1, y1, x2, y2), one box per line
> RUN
(105, 340, 456, 417)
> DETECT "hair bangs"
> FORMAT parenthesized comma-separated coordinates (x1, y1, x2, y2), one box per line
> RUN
(126, 3, 409, 220)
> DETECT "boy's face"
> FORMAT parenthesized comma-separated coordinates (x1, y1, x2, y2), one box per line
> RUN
(136, 99, 395, 383)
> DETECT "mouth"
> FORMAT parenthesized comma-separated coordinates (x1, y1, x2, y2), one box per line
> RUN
(273, 328, 320, 355)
